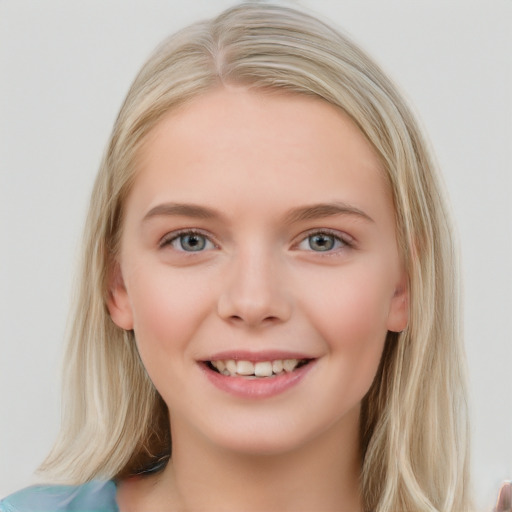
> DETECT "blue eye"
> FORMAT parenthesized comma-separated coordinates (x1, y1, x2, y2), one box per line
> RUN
(308, 233, 337, 251)
(164, 232, 215, 252)
(298, 232, 347, 252)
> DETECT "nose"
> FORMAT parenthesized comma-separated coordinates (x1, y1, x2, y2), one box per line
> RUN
(217, 246, 292, 327)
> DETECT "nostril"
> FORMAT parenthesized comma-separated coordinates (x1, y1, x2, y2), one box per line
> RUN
(228, 314, 280, 325)
(217, 286, 293, 326)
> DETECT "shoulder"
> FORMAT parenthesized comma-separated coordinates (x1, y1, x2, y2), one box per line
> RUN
(0, 481, 118, 512)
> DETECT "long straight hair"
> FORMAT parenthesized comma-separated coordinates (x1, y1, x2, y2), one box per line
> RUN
(40, 3, 471, 511)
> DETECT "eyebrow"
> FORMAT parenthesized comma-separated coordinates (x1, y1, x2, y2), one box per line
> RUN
(143, 203, 221, 222)
(142, 201, 373, 224)
(283, 202, 374, 224)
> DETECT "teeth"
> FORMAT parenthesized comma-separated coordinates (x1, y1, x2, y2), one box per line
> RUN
(225, 360, 237, 374)
(236, 360, 254, 375)
(209, 358, 306, 377)
(272, 360, 283, 374)
(283, 359, 298, 372)
(254, 361, 273, 377)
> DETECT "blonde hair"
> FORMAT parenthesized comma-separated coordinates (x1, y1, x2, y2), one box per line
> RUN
(40, 3, 471, 511)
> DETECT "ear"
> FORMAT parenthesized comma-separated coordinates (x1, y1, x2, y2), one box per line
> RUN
(386, 271, 409, 333)
(106, 261, 134, 330)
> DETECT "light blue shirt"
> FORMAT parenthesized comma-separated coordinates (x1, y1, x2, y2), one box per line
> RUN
(0, 481, 118, 512)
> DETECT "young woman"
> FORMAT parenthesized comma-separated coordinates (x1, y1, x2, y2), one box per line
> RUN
(1, 2, 471, 511)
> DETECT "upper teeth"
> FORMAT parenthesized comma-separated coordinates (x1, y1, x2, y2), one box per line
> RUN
(210, 359, 304, 377)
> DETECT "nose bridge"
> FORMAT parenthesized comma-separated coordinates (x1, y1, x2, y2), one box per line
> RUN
(217, 241, 291, 326)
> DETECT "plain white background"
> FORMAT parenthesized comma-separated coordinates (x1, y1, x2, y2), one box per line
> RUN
(0, 1, 510, 509)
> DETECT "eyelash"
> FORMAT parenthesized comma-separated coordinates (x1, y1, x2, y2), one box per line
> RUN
(295, 229, 354, 255)
(159, 229, 354, 254)
(159, 229, 218, 252)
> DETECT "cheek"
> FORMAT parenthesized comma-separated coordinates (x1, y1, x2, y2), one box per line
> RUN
(125, 266, 212, 363)
(298, 262, 392, 373)
(305, 264, 392, 332)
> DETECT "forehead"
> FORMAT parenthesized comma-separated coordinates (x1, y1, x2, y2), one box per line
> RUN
(128, 87, 392, 223)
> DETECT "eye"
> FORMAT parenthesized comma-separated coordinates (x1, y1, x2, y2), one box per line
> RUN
(297, 231, 349, 252)
(161, 231, 216, 252)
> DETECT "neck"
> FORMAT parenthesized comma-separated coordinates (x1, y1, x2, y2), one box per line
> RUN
(137, 407, 363, 512)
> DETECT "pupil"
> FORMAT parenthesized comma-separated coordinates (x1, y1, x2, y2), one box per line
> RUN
(181, 234, 205, 251)
(310, 234, 334, 251)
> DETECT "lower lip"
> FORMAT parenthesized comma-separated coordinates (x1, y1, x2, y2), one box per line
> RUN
(200, 361, 316, 399)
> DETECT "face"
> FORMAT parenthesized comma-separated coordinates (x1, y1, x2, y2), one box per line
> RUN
(108, 87, 408, 456)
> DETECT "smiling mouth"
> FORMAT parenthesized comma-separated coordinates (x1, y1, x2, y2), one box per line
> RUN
(205, 358, 312, 378)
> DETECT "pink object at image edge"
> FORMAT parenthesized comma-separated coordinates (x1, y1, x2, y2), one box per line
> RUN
(495, 481, 512, 512)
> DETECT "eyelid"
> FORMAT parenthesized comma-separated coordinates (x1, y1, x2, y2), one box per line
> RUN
(159, 228, 218, 251)
(157, 227, 354, 253)
(294, 228, 355, 251)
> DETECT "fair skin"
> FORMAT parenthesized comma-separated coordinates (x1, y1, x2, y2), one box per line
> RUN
(109, 87, 408, 512)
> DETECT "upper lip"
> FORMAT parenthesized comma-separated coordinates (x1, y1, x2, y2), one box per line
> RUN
(201, 350, 316, 362)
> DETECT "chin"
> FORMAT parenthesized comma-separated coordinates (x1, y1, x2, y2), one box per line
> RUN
(212, 430, 313, 457)
(192, 405, 358, 459)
